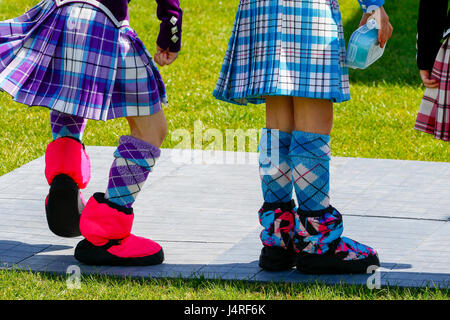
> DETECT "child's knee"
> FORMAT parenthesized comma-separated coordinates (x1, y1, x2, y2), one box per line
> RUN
(156, 120, 168, 144)
(143, 121, 167, 147)
(127, 112, 168, 147)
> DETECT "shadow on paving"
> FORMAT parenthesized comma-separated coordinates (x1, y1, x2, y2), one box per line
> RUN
(1, 240, 449, 289)
(0, 240, 72, 265)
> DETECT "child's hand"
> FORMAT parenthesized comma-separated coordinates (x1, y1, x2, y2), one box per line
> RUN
(359, 6, 393, 48)
(154, 46, 178, 67)
(420, 70, 439, 88)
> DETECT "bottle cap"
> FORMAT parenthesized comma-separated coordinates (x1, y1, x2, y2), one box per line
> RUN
(367, 19, 379, 30)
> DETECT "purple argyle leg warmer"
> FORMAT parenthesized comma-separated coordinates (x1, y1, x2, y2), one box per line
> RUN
(105, 136, 160, 208)
(50, 110, 87, 141)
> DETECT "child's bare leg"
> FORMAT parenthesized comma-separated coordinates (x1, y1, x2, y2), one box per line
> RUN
(290, 98, 379, 273)
(104, 110, 167, 208)
(260, 96, 295, 202)
(258, 96, 297, 271)
(75, 111, 167, 266)
(126, 110, 168, 148)
(265, 96, 295, 133)
(293, 97, 333, 135)
(290, 97, 333, 212)
(44, 111, 91, 238)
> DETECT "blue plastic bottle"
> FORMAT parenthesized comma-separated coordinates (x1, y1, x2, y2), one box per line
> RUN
(345, 19, 385, 69)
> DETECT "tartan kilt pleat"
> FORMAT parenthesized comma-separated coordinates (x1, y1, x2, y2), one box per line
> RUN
(213, 0, 350, 106)
(415, 37, 450, 142)
(0, 0, 167, 121)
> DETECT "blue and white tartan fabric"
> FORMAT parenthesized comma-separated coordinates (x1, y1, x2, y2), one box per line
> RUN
(259, 128, 293, 204)
(213, 0, 351, 105)
(289, 130, 331, 211)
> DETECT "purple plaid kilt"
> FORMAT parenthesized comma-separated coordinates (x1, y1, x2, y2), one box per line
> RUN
(415, 37, 450, 142)
(0, 0, 167, 121)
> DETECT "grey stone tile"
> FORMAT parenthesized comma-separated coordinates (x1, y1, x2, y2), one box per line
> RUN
(254, 270, 296, 282)
(0, 148, 449, 288)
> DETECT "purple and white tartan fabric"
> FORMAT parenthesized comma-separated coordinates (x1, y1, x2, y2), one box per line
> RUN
(105, 135, 160, 208)
(0, 0, 167, 121)
(213, 0, 350, 106)
(50, 110, 88, 141)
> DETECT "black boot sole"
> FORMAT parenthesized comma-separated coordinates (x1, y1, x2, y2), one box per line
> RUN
(296, 252, 380, 274)
(74, 239, 165, 266)
(259, 246, 296, 272)
(45, 174, 83, 238)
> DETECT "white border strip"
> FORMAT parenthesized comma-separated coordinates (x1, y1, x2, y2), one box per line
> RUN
(54, 0, 129, 28)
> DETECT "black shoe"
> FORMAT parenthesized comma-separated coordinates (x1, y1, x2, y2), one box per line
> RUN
(45, 174, 83, 237)
(259, 245, 296, 271)
(296, 250, 380, 274)
(74, 239, 165, 267)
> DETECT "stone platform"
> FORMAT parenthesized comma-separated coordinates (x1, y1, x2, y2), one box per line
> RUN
(0, 147, 449, 288)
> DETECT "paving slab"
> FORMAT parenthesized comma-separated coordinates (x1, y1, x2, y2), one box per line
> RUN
(0, 147, 449, 289)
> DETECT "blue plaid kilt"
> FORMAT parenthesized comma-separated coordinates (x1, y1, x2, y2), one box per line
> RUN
(213, 0, 351, 105)
(0, 0, 167, 121)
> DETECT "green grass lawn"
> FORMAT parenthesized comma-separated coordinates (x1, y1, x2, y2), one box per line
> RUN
(0, 0, 449, 300)
(1, 269, 448, 300)
(0, 0, 448, 177)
